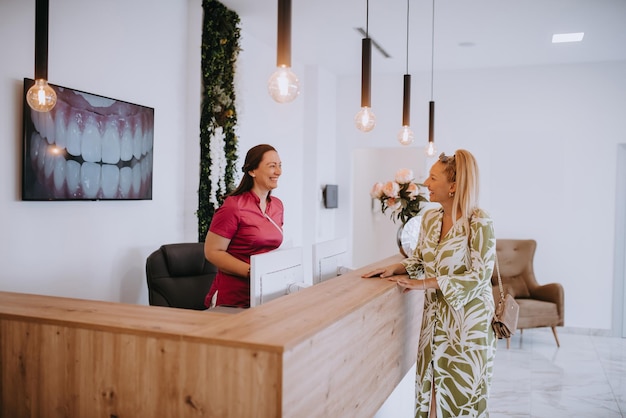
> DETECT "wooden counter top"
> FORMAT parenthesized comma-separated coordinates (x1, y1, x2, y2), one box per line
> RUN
(0, 290, 232, 338)
(0, 254, 422, 417)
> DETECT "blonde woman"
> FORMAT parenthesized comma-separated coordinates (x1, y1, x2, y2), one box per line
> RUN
(363, 150, 497, 417)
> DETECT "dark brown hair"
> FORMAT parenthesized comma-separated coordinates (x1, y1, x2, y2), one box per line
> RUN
(229, 144, 277, 198)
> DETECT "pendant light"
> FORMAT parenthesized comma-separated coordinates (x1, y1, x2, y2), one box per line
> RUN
(268, 0, 300, 103)
(397, 0, 413, 146)
(425, 0, 437, 157)
(26, 0, 57, 113)
(354, 0, 376, 132)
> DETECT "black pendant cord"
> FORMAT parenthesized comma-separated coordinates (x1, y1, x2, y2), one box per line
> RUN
(366, 0, 369, 37)
(430, 0, 435, 101)
(428, 0, 436, 145)
(34, 0, 49, 80)
(401, 0, 410, 127)
(405, 0, 409, 75)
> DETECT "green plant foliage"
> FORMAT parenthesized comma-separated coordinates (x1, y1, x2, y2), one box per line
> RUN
(198, 0, 241, 241)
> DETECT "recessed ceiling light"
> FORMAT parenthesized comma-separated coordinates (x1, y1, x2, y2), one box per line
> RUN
(552, 32, 584, 43)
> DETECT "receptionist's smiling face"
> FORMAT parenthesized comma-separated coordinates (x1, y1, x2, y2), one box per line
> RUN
(251, 150, 282, 192)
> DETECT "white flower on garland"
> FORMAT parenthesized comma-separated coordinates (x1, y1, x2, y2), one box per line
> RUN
(212, 86, 233, 113)
(209, 126, 227, 207)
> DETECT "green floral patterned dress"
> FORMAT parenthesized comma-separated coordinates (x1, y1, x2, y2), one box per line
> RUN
(402, 207, 497, 418)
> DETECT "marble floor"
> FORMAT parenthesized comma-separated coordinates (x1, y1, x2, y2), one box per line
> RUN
(490, 329, 626, 417)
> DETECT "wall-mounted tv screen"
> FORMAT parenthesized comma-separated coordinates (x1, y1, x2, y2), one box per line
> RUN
(22, 78, 154, 200)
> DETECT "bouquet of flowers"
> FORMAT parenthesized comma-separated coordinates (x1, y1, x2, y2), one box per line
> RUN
(370, 168, 428, 224)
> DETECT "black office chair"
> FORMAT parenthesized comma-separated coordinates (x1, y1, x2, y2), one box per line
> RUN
(146, 242, 217, 310)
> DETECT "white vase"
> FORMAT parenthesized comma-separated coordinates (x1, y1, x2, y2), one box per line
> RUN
(396, 215, 421, 257)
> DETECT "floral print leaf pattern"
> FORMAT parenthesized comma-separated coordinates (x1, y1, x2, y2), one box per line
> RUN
(401, 207, 497, 417)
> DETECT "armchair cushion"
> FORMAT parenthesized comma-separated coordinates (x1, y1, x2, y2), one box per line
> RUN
(162, 244, 208, 277)
(516, 299, 560, 329)
(146, 243, 217, 310)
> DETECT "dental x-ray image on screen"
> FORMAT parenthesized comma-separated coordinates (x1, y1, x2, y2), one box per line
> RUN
(21, 78, 154, 201)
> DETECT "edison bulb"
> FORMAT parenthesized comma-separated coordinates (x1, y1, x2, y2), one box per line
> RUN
(26, 79, 57, 112)
(397, 126, 414, 145)
(355, 107, 376, 132)
(425, 141, 437, 157)
(268, 66, 300, 103)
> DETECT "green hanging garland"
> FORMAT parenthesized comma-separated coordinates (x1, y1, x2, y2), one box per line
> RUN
(198, 0, 241, 241)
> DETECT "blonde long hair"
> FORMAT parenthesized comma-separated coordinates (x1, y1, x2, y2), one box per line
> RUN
(441, 149, 480, 226)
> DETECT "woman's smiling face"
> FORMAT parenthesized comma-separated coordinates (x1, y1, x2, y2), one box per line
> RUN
(424, 161, 455, 204)
(251, 150, 282, 191)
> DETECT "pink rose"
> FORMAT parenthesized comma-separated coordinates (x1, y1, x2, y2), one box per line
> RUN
(406, 182, 419, 198)
(394, 168, 414, 184)
(370, 182, 384, 199)
(382, 181, 400, 198)
(386, 198, 401, 213)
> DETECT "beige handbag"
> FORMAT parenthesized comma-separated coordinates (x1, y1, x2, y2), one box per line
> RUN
(492, 253, 520, 339)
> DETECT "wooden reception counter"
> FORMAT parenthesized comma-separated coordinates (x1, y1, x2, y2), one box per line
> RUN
(0, 255, 423, 417)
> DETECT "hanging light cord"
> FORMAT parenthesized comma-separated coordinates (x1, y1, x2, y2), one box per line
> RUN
(430, 0, 435, 100)
(405, 0, 410, 74)
(366, 0, 369, 37)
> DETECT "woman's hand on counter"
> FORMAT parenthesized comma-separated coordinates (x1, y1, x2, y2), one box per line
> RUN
(361, 263, 408, 279)
(396, 276, 427, 293)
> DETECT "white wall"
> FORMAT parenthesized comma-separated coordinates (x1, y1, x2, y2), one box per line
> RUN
(0, 0, 192, 304)
(334, 63, 626, 332)
(1, 0, 625, 332)
(352, 147, 429, 269)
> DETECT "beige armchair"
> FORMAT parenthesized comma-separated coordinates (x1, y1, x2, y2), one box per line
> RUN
(493, 239, 564, 347)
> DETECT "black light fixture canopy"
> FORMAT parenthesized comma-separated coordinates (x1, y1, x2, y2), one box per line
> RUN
(26, 0, 57, 112)
(354, 0, 376, 132)
(268, 0, 300, 103)
(276, 0, 291, 67)
(428, 100, 435, 143)
(34, 0, 49, 81)
(397, 0, 414, 145)
(425, 0, 437, 156)
(402, 74, 411, 127)
(360, 37, 372, 108)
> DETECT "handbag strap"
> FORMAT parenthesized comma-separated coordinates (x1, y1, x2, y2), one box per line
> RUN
(495, 252, 505, 301)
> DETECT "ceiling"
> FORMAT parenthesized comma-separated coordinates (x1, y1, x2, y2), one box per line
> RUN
(218, 0, 626, 76)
